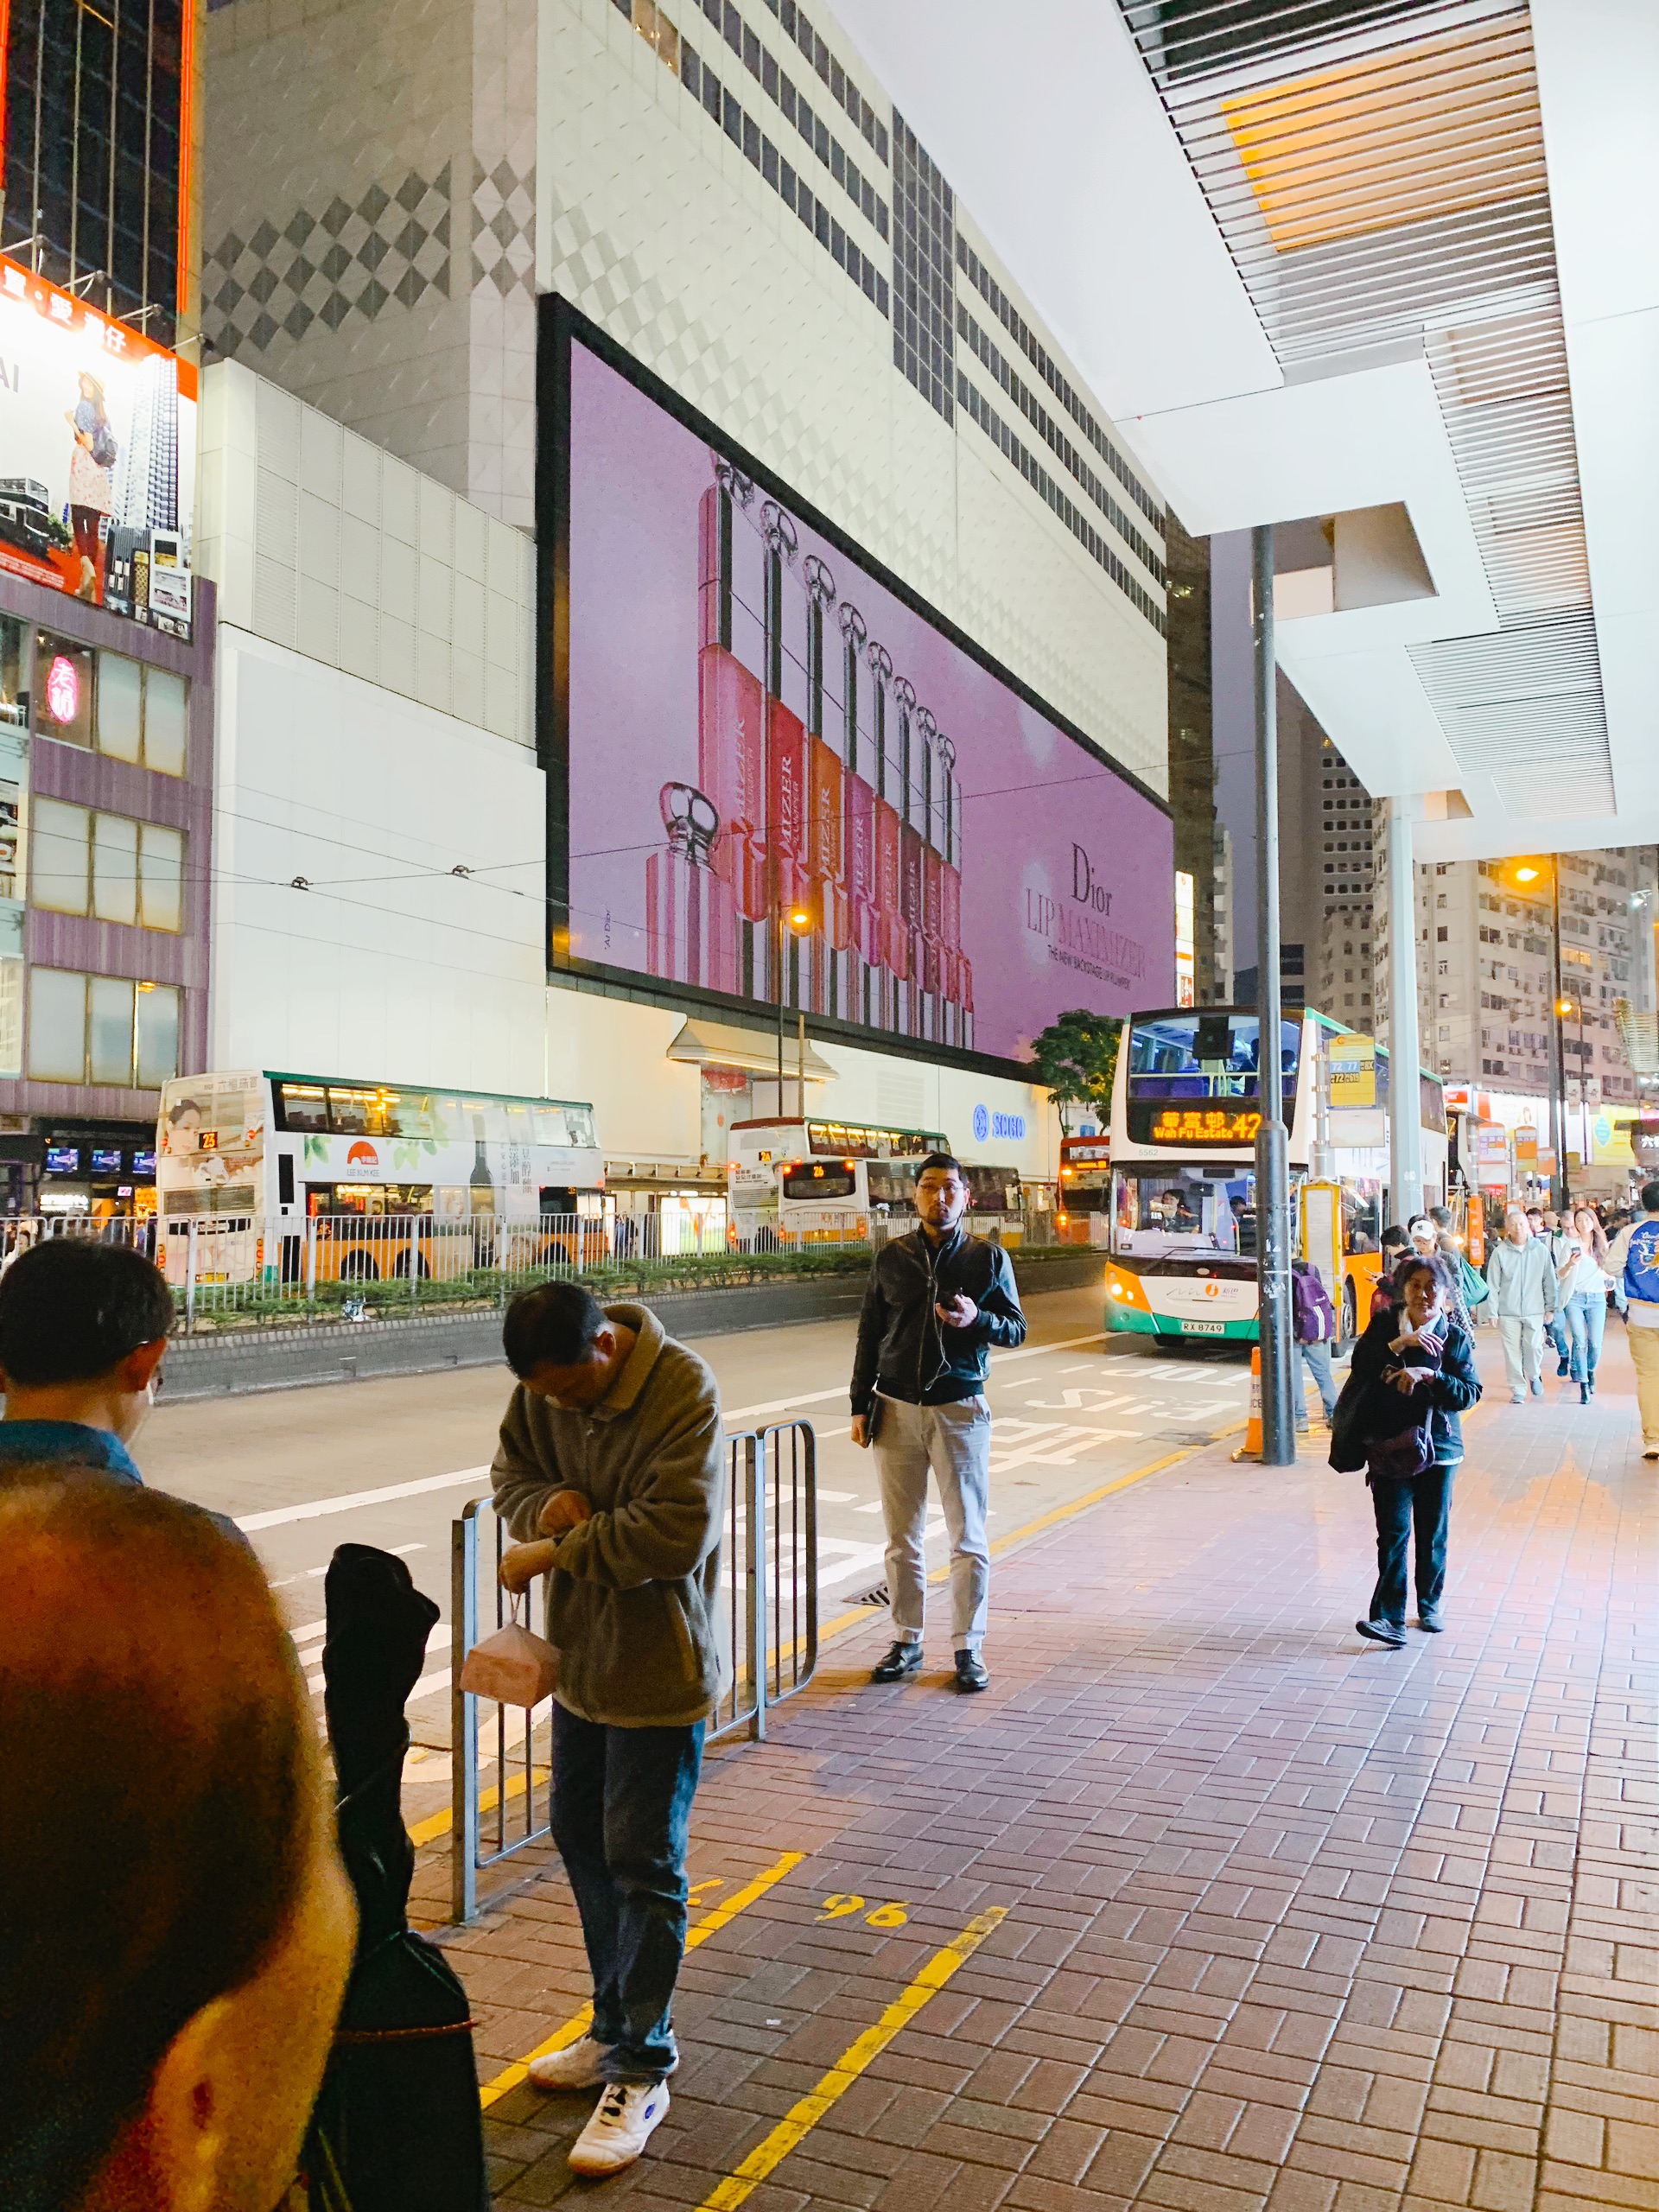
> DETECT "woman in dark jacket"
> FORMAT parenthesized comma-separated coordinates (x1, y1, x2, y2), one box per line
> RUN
(1338, 1256, 1481, 1647)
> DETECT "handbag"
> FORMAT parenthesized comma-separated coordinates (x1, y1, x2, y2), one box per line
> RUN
(1366, 1416, 1436, 1482)
(456, 1593, 559, 1707)
(1459, 1255, 1491, 1308)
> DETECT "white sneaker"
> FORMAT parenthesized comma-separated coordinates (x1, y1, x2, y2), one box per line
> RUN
(527, 2034, 612, 2091)
(568, 2081, 671, 2176)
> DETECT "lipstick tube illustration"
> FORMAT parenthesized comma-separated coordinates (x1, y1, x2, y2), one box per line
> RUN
(933, 733, 961, 1043)
(646, 782, 734, 991)
(917, 707, 945, 1041)
(870, 648, 905, 1032)
(839, 602, 877, 1028)
(938, 733, 972, 1048)
(697, 462, 767, 994)
(894, 677, 925, 1039)
(803, 553, 843, 1017)
(761, 502, 807, 1012)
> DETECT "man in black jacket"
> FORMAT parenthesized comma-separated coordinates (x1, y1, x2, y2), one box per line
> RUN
(849, 1152, 1027, 1692)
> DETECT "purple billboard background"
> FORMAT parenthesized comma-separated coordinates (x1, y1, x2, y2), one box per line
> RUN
(564, 338, 1174, 1062)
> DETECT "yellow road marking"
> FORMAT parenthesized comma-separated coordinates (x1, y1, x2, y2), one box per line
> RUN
(477, 1848, 803, 2109)
(695, 1904, 1008, 2211)
(408, 1763, 548, 1850)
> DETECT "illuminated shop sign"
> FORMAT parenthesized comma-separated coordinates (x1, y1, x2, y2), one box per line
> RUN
(0, 256, 196, 639)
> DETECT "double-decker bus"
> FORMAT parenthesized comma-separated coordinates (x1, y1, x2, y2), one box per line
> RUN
(1103, 1007, 1447, 1347)
(728, 1116, 947, 1244)
(156, 1070, 604, 1284)
(1056, 1135, 1112, 1245)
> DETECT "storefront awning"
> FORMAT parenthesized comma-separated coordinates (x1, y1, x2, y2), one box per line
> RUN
(665, 1018, 835, 1081)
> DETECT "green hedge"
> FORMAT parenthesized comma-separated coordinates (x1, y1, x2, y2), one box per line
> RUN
(175, 1239, 1097, 1333)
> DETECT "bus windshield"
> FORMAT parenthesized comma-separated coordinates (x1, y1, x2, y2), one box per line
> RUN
(1114, 1164, 1255, 1257)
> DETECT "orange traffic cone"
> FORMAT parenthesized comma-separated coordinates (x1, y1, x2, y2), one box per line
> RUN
(1232, 1345, 1262, 1461)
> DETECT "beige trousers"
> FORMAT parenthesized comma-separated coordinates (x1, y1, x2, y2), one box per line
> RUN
(1627, 1324, 1659, 1450)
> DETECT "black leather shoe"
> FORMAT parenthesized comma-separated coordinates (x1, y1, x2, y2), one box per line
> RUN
(953, 1649, 990, 1693)
(870, 1641, 924, 1684)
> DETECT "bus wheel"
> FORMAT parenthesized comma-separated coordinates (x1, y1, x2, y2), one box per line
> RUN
(391, 1250, 430, 1280)
(1341, 1278, 1357, 1351)
(338, 1252, 379, 1282)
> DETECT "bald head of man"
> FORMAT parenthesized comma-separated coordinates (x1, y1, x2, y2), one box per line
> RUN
(0, 1480, 355, 2212)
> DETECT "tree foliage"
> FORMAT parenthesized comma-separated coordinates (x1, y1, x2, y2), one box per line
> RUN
(1028, 1010, 1122, 1134)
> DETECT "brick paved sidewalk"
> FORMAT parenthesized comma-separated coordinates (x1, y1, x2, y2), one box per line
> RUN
(437, 1324, 1657, 2212)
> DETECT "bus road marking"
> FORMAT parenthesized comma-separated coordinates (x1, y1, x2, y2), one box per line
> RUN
(477, 1849, 804, 2109)
(695, 1904, 1008, 2212)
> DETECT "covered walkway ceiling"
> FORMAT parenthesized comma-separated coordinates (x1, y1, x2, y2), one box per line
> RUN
(830, 0, 1659, 863)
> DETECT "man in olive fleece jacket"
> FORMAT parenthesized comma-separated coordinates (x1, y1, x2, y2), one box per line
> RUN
(491, 1283, 725, 2176)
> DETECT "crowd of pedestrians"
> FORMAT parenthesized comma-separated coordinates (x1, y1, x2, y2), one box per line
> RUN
(3, 1166, 1657, 2207)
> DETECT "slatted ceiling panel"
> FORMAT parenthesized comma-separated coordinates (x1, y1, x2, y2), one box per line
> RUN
(1116, 0, 1615, 814)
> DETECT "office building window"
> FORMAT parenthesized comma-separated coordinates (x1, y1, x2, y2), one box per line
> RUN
(27, 967, 179, 1087)
(29, 798, 185, 931)
(892, 110, 954, 424)
(32, 635, 188, 776)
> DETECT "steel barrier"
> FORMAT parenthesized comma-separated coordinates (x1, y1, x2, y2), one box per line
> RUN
(448, 1418, 817, 1923)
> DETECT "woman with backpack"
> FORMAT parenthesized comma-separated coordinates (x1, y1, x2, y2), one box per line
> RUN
(1290, 1257, 1339, 1430)
(1331, 1255, 1481, 1648)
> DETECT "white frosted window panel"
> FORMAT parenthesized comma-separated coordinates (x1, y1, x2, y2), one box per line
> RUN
(98, 653, 143, 762)
(143, 670, 188, 777)
(139, 823, 184, 932)
(27, 966, 86, 1080)
(135, 982, 179, 1088)
(0, 957, 22, 1074)
(29, 797, 90, 914)
(92, 813, 138, 925)
(89, 976, 135, 1085)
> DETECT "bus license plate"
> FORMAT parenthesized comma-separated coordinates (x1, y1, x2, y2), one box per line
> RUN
(1180, 1319, 1227, 1335)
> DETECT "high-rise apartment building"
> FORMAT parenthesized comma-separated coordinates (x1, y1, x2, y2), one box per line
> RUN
(1375, 843, 1646, 1108)
(1166, 514, 1217, 1002)
(1310, 737, 1376, 1031)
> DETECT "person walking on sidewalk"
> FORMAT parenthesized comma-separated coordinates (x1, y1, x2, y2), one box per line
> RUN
(850, 1151, 1027, 1693)
(1340, 1256, 1481, 1646)
(1290, 1257, 1339, 1431)
(1485, 1207, 1556, 1403)
(493, 1283, 725, 2178)
(1556, 1204, 1611, 1404)
(1607, 1181, 1659, 1459)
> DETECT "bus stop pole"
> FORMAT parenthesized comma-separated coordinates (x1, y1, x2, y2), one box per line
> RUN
(1251, 524, 1296, 1466)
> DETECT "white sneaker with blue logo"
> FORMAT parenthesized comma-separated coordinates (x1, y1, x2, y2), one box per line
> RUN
(568, 2081, 671, 2175)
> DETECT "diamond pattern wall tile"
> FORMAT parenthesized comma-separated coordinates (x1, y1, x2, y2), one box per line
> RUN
(203, 165, 454, 358)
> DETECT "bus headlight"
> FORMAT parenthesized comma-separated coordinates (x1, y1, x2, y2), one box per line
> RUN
(1109, 1280, 1126, 1298)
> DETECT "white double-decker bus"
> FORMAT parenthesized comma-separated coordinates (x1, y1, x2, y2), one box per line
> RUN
(1104, 1007, 1447, 1347)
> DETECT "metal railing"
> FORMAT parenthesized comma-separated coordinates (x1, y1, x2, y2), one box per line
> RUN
(448, 1419, 817, 1923)
(0, 1201, 1079, 1335)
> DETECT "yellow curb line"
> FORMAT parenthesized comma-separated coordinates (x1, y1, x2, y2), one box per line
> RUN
(477, 1847, 804, 2109)
(408, 1764, 548, 1851)
(695, 1904, 1008, 2212)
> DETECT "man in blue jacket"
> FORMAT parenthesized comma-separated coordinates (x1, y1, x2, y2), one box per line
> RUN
(849, 1152, 1026, 1692)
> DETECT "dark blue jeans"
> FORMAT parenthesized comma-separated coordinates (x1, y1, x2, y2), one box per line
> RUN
(1367, 1465, 1453, 1627)
(1563, 1290, 1605, 1384)
(550, 1701, 705, 2083)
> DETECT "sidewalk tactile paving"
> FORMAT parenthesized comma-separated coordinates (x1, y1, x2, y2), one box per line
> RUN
(422, 1328, 1657, 2211)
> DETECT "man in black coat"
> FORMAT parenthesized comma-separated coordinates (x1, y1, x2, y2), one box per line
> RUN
(849, 1152, 1027, 1692)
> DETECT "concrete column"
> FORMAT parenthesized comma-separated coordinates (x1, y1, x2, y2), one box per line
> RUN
(1386, 795, 1423, 1226)
(1251, 524, 1295, 1466)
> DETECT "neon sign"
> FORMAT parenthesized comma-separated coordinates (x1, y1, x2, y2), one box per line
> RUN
(46, 654, 79, 723)
(1152, 1107, 1262, 1145)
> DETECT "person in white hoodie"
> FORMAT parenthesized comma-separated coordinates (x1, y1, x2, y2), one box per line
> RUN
(1484, 1207, 1557, 1404)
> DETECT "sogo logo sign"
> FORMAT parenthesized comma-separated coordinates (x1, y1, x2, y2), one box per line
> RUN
(971, 1104, 1027, 1145)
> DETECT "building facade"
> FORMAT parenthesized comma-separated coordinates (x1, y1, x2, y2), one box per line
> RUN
(1166, 513, 1217, 1004)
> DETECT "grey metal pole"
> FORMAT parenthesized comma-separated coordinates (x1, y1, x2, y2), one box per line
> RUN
(1250, 525, 1295, 1466)
(1385, 796, 1424, 1227)
(1549, 860, 1567, 1212)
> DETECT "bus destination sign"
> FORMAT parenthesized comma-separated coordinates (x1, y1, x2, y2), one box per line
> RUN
(1145, 1106, 1263, 1146)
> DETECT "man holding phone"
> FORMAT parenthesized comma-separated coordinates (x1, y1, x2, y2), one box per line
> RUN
(849, 1151, 1027, 1692)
